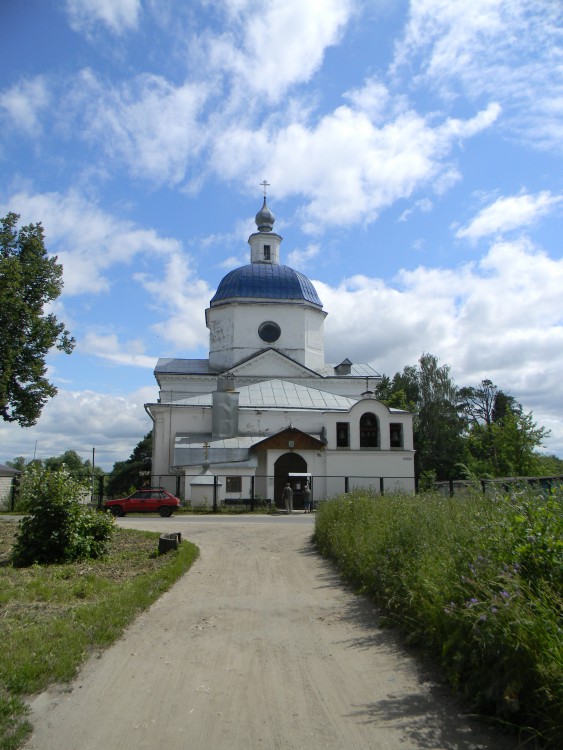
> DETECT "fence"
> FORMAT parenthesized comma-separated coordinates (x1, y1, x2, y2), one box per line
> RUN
(90, 472, 415, 511)
(4, 471, 563, 512)
(434, 475, 563, 497)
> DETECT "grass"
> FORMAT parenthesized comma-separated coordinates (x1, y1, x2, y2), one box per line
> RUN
(314, 485, 563, 748)
(0, 520, 199, 750)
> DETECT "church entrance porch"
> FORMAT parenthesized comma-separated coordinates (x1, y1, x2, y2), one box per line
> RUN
(274, 452, 307, 509)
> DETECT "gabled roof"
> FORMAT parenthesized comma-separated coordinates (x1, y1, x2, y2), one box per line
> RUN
(226, 348, 323, 378)
(251, 427, 326, 451)
(154, 353, 380, 380)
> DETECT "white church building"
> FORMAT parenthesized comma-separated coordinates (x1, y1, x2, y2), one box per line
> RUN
(145, 195, 415, 508)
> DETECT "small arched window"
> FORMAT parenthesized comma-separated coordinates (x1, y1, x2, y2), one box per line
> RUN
(390, 423, 403, 448)
(359, 412, 379, 448)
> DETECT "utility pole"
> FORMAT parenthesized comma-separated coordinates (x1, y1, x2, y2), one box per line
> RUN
(91, 447, 95, 504)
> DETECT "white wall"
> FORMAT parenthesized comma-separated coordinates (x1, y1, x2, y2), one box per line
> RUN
(207, 301, 326, 370)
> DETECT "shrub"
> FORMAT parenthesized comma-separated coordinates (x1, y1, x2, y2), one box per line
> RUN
(314, 486, 563, 746)
(11, 465, 115, 567)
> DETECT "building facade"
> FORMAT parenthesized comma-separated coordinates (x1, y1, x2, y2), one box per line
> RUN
(145, 197, 415, 507)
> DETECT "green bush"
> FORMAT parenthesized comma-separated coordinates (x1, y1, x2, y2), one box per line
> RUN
(314, 486, 563, 746)
(11, 465, 115, 567)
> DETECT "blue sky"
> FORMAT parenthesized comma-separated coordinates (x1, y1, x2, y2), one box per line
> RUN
(1, 0, 562, 469)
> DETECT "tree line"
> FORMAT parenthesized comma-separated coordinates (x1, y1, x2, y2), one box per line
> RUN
(375, 353, 562, 484)
(7, 434, 153, 499)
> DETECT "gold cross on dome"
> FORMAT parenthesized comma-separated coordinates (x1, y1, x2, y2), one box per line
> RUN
(260, 179, 270, 196)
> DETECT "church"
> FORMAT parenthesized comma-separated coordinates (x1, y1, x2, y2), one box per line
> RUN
(145, 193, 415, 508)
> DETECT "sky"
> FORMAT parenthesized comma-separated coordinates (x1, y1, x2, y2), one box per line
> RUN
(0, 0, 562, 470)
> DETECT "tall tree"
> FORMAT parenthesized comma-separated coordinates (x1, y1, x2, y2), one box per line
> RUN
(0, 213, 75, 426)
(415, 354, 465, 480)
(376, 353, 465, 480)
(459, 379, 549, 476)
(458, 379, 513, 473)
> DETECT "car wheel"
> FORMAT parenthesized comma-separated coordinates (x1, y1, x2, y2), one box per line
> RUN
(111, 506, 123, 517)
(159, 506, 172, 517)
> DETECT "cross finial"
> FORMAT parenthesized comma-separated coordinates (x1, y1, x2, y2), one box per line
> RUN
(260, 179, 270, 196)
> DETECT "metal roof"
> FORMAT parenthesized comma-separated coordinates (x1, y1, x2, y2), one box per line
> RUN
(323, 363, 381, 377)
(155, 358, 212, 375)
(210, 264, 323, 307)
(155, 357, 380, 379)
(175, 379, 357, 411)
(173, 435, 261, 467)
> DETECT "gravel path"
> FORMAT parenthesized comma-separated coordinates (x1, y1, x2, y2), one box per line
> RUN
(24, 516, 513, 750)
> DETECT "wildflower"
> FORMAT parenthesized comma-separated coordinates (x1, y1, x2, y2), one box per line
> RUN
(479, 614, 487, 622)
(500, 590, 510, 599)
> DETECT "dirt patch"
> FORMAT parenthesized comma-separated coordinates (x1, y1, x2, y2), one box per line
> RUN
(23, 518, 516, 750)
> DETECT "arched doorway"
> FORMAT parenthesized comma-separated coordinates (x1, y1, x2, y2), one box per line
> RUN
(274, 453, 307, 509)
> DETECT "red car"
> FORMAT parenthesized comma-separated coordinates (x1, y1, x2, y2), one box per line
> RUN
(104, 488, 181, 517)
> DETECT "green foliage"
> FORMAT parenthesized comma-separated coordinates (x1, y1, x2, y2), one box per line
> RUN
(0, 212, 74, 427)
(378, 364, 555, 482)
(461, 380, 550, 477)
(106, 431, 152, 496)
(376, 353, 465, 480)
(314, 486, 563, 745)
(417, 469, 437, 492)
(534, 453, 563, 475)
(44, 449, 103, 481)
(11, 465, 115, 567)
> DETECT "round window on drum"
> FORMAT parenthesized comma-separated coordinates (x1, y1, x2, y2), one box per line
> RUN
(258, 321, 281, 343)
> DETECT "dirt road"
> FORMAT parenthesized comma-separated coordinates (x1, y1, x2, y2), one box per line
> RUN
(24, 516, 512, 749)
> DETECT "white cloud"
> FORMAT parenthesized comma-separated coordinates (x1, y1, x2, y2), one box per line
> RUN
(80, 333, 157, 369)
(211, 99, 499, 231)
(344, 78, 391, 123)
(0, 189, 181, 295)
(399, 197, 433, 222)
(70, 70, 209, 185)
(65, 0, 142, 35)
(0, 386, 156, 471)
(135, 252, 211, 351)
(0, 76, 51, 136)
(392, 0, 563, 152)
(206, 0, 354, 103)
(317, 237, 563, 454)
(456, 191, 563, 241)
(287, 243, 321, 269)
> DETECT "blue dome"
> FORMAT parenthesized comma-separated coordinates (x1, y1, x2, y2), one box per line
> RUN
(210, 264, 322, 307)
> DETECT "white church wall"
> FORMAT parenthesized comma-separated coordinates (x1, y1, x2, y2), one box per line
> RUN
(208, 302, 326, 370)
(325, 450, 416, 494)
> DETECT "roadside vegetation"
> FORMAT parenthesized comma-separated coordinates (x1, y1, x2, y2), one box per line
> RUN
(0, 515, 198, 749)
(314, 485, 562, 747)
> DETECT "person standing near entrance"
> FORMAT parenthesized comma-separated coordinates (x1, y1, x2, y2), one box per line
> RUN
(282, 482, 293, 514)
(303, 483, 311, 513)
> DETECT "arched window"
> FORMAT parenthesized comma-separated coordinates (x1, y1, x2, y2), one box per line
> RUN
(359, 412, 379, 448)
(390, 423, 403, 448)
